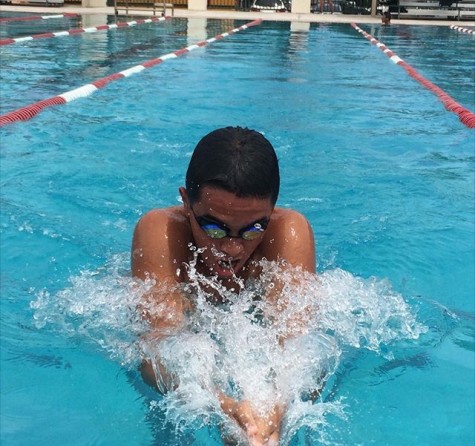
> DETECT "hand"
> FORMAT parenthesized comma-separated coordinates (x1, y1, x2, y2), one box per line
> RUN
(250, 404, 283, 446)
(219, 394, 283, 446)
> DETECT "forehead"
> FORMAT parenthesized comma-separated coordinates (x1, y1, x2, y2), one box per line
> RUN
(195, 186, 274, 217)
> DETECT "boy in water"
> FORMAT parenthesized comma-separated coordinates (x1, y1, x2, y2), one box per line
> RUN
(382, 10, 392, 25)
(132, 127, 316, 445)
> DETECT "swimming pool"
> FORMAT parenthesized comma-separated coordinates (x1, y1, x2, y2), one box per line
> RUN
(1, 12, 474, 445)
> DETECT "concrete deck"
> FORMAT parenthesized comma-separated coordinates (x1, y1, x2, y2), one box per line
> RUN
(1, 4, 473, 26)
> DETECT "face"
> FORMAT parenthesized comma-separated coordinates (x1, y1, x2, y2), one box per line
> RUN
(180, 186, 274, 281)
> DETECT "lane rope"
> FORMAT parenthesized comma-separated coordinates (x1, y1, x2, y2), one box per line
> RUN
(0, 16, 171, 46)
(0, 13, 78, 23)
(0, 19, 262, 127)
(449, 25, 475, 35)
(351, 23, 475, 129)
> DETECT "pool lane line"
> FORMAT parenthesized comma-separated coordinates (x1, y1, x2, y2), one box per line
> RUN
(0, 19, 262, 127)
(450, 25, 475, 35)
(351, 23, 475, 129)
(0, 16, 171, 46)
(0, 13, 79, 23)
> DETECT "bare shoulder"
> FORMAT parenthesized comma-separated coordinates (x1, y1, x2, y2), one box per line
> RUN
(272, 207, 312, 226)
(133, 207, 188, 247)
(132, 206, 191, 280)
(269, 208, 315, 241)
(136, 206, 187, 226)
(260, 207, 315, 272)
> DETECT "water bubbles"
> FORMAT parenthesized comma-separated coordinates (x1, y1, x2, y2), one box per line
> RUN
(30, 253, 426, 444)
(18, 221, 33, 233)
(141, 260, 425, 441)
(30, 253, 150, 366)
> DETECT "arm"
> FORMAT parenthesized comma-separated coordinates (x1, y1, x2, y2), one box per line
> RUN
(134, 212, 279, 444)
(224, 210, 316, 443)
(132, 208, 192, 392)
(263, 209, 317, 340)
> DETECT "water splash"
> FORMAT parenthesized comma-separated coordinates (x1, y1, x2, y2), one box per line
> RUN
(30, 253, 150, 366)
(30, 253, 428, 445)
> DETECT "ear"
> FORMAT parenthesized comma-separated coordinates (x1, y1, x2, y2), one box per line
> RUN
(179, 187, 190, 211)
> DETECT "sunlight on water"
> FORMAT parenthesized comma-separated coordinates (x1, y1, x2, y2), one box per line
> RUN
(30, 253, 427, 445)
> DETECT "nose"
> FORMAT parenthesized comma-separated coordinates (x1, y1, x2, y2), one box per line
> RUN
(219, 238, 244, 258)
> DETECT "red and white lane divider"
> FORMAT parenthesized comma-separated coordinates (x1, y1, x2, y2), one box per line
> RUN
(0, 16, 170, 46)
(0, 19, 262, 127)
(450, 25, 475, 35)
(0, 13, 78, 23)
(351, 23, 475, 129)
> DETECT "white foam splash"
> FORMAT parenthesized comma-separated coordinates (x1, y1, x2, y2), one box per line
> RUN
(30, 253, 150, 366)
(30, 253, 427, 444)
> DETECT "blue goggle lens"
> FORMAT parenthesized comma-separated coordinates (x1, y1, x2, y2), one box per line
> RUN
(199, 221, 266, 240)
(201, 224, 228, 239)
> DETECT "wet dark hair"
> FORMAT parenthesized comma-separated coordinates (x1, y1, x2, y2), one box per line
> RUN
(185, 127, 280, 205)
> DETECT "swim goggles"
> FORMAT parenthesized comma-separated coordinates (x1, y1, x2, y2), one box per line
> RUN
(191, 208, 269, 241)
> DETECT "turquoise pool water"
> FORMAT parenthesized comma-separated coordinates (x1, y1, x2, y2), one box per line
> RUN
(1, 14, 474, 445)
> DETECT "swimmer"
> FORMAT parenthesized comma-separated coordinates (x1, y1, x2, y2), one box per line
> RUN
(132, 127, 316, 445)
(382, 11, 392, 25)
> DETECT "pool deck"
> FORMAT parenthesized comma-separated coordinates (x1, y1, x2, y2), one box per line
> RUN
(1, 4, 473, 26)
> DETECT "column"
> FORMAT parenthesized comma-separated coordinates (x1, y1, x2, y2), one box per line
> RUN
(290, 0, 311, 13)
(188, 0, 208, 10)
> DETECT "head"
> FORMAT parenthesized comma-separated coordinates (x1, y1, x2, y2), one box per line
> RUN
(179, 127, 280, 281)
(184, 126, 280, 206)
(382, 11, 391, 25)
